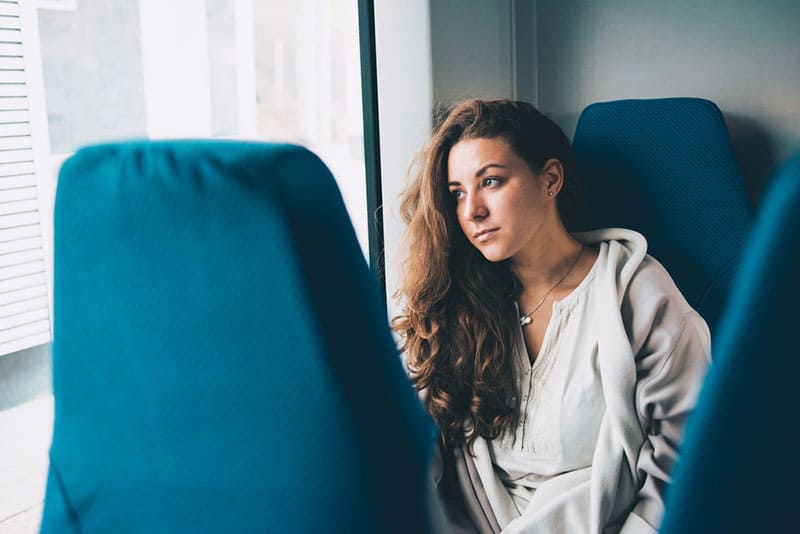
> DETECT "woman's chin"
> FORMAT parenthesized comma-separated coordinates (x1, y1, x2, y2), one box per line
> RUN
(477, 245, 511, 263)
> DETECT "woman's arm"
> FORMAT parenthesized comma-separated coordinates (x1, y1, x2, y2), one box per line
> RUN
(622, 309, 711, 532)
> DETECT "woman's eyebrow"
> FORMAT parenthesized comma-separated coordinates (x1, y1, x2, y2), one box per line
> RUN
(474, 163, 508, 177)
(449, 163, 509, 187)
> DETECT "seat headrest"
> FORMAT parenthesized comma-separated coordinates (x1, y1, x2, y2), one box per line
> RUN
(572, 98, 752, 329)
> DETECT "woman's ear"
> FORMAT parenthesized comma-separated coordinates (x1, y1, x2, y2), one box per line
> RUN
(541, 158, 565, 197)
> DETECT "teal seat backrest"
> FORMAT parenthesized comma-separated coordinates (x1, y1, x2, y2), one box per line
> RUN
(661, 153, 800, 533)
(41, 140, 433, 533)
(572, 98, 752, 330)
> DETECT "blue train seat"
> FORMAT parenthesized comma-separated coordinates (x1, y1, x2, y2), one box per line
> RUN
(572, 98, 752, 330)
(661, 153, 800, 533)
(41, 140, 433, 533)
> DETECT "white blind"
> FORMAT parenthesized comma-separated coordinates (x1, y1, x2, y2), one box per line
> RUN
(0, 0, 54, 356)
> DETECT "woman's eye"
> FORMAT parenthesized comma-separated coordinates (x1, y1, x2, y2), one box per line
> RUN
(450, 190, 464, 200)
(483, 177, 501, 187)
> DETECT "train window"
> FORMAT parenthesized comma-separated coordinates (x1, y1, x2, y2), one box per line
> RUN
(36, 0, 369, 256)
(0, 2, 374, 531)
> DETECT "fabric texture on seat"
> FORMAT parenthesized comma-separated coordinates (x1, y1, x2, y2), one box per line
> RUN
(572, 98, 751, 330)
(660, 153, 800, 533)
(41, 140, 433, 533)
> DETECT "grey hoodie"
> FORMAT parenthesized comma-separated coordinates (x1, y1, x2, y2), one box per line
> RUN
(429, 228, 711, 534)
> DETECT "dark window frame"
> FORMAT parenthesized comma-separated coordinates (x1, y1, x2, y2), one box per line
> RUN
(357, 0, 386, 304)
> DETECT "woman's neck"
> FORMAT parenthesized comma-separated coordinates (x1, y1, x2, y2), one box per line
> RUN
(511, 223, 583, 292)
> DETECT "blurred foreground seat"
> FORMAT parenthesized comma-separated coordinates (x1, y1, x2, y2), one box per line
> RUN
(572, 97, 752, 331)
(661, 153, 800, 533)
(41, 141, 433, 533)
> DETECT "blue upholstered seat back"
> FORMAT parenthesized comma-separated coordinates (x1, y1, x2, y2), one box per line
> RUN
(660, 153, 800, 533)
(572, 98, 751, 330)
(41, 141, 432, 533)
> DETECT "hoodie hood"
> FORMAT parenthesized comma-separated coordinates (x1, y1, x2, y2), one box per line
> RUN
(574, 228, 649, 306)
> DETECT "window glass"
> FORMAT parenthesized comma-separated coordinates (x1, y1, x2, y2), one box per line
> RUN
(36, 0, 368, 255)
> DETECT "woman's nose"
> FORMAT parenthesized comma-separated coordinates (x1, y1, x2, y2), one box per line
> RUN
(466, 194, 488, 220)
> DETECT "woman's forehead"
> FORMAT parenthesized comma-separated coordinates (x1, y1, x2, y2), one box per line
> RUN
(448, 138, 522, 178)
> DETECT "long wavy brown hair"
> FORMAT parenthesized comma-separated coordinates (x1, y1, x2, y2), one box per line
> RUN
(393, 99, 577, 446)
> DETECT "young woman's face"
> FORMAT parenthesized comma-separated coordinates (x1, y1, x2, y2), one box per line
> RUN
(447, 137, 554, 262)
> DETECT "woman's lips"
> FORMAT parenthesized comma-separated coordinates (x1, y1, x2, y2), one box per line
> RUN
(474, 228, 499, 243)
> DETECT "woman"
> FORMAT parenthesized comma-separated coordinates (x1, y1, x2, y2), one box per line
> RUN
(394, 99, 711, 534)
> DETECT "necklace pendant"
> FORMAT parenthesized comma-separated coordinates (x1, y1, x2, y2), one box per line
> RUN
(520, 315, 533, 326)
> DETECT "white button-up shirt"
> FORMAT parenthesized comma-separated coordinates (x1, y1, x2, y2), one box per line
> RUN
(488, 258, 606, 517)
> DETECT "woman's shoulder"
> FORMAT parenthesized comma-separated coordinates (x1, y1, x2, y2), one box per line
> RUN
(579, 227, 692, 314)
(622, 254, 710, 358)
(628, 254, 692, 310)
(577, 226, 709, 350)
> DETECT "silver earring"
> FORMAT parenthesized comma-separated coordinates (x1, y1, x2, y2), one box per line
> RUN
(548, 191, 553, 197)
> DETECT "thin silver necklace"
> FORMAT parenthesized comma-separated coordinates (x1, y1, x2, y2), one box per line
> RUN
(519, 245, 584, 327)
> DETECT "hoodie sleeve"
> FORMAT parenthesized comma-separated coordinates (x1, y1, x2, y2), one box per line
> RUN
(622, 302, 711, 532)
